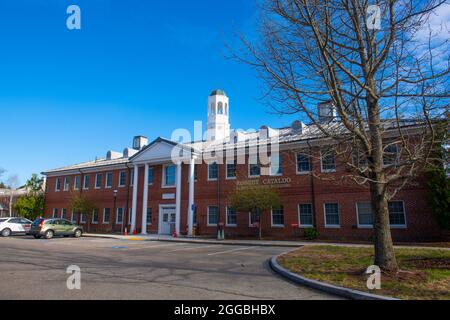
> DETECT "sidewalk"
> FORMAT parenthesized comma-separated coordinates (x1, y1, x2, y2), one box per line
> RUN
(84, 233, 450, 250)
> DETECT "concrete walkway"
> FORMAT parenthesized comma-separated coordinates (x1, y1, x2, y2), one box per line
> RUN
(84, 233, 450, 250)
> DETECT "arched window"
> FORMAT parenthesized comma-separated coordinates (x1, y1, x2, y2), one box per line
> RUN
(218, 102, 223, 114)
(210, 103, 215, 115)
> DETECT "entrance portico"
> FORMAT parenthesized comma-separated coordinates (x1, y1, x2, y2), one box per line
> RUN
(129, 137, 199, 236)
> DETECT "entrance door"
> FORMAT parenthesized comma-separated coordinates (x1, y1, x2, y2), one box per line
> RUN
(160, 206, 176, 235)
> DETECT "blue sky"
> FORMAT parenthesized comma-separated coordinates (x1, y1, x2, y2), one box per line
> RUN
(0, 0, 297, 185)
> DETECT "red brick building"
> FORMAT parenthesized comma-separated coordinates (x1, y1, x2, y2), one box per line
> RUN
(42, 90, 442, 241)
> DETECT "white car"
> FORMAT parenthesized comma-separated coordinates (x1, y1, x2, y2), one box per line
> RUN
(0, 217, 33, 237)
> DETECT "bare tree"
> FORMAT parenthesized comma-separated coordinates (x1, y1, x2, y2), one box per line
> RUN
(6, 175, 20, 217)
(233, 0, 449, 271)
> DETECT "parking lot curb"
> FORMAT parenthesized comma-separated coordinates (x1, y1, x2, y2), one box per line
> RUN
(269, 252, 400, 300)
(83, 233, 304, 247)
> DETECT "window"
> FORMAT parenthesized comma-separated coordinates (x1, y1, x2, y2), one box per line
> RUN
(92, 209, 99, 224)
(249, 156, 261, 177)
(208, 162, 218, 180)
(83, 175, 90, 190)
(207, 206, 218, 226)
(163, 165, 176, 187)
(383, 144, 399, 166)
(116, 208, 124, 224)
(226, 207, 237, 226)
(356, 202, 373, 227)
(55, 178, 61, 192)
(321, 149, 336, 172)
(271, 207, 284, 227)
(80, 213, 86, 224)
(299, 204, 313, 227)
(352, 149, 368, 170)
(148, 167, 154, 185)
(95, 173, 102, 189)
(63, 177, 70, 191)
(52, 208, 58, 218)
(61, 208, 67, 219)
(388, 201, 406, 227)
(146, 208, 152, 225)
(103, 208, 110, 224)
(70, 210, 75, 223)
(270, 155, 282, 176)
(324, 203, 340, 227)
(119, 171, 126, 187)
(218, 102, 224, 114)
(226, 162, 236, 179)
(105, 172, 113, 188)
(74, 176, 80, 190)
(296, 153, 311, 173)
(130, 169, 134, 186)
(249, 209, 261, 227)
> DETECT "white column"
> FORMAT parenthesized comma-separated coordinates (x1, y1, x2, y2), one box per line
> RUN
(131, 164, 139, 233)
(141, 163, 149, 234)
(188, 157, 196, 237)
(175, 161, 182, 235)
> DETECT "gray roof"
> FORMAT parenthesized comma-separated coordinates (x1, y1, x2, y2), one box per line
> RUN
(42, 119, 425, 175)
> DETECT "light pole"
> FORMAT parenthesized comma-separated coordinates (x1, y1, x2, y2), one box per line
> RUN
(112, 189, 118, 233)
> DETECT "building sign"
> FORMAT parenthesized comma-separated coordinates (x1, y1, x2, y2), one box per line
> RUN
(236, 177, 292, 188)
(162, 193, 175, 200)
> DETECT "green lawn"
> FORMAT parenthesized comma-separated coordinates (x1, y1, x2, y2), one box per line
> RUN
(278, 245, 450, 300)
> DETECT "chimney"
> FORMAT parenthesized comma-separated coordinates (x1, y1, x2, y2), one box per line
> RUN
(133, 135, 148, 150)
(318, 101, 337, 123)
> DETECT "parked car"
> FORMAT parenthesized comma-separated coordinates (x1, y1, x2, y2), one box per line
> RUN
(28, 218, 83, 239)
(0, 217, 33, 237)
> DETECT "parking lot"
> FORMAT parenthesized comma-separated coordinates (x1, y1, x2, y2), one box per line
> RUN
(0, 236, 337, 300)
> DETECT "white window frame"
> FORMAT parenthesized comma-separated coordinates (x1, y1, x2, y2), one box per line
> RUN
(63, 177, 70, 191)
(324, 203, 340, 228)
(383, 144, 400, 167)
(52, 208, 58, 218)
(55, 178, 61, 192)
(83, 175, 89, 190)
(80, 213, 86, 224)
(70, 210, 75, 223)
(92, 209, 99, 224)
(270, 154, 283, 176)
(356, 202, 374, 229)
(271, 207, 285, 228)
(73, 176, 80, 191)
(388, 200, 407, 229)
(225, 161, 236, 180)
(298, 203, 314, 228)
(296, 152, 311, 175)
(248, 210, 260, 227)
(103, 208, 110, 224)
(162, 164, 176, 188)
(248, 163, 261, 178)
(116, 207, 124, 224)
(95, 173, 102, 189)
(105, 172, 113, 189)
(225, 206, 237, 227)
(320, 149, 337, 173)
(61, 208, 67, 219)
(207, 206, 218, 227)
(118, 171, 126, 187)
(207, 162, 218, 181)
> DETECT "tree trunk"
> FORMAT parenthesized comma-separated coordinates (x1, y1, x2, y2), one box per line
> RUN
(367, 86, 398, 272)
(370, 181, 398, 271)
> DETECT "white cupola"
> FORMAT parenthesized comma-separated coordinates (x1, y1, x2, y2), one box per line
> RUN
(206, 89, 230, 141)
